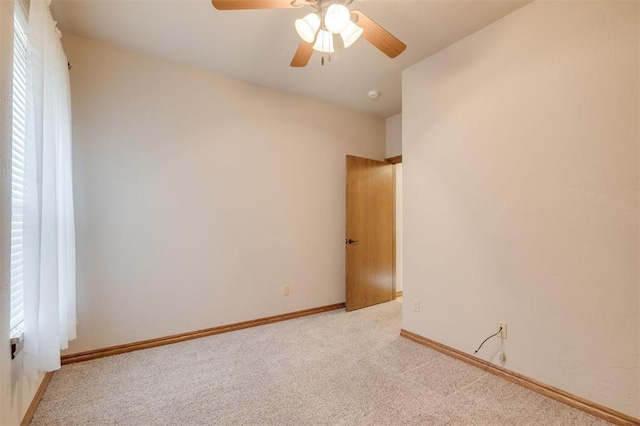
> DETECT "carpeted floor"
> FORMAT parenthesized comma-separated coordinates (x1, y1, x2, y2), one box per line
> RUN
(32, 300, 609, 425)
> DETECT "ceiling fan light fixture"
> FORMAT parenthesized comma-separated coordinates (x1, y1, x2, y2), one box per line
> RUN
(324, 4, 350, 34)
(295, 12, 320, 43)
(340, 20, 363, 48)
(312, 29, 335, 53)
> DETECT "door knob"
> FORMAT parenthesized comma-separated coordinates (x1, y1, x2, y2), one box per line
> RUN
(346, 239, 360, 245)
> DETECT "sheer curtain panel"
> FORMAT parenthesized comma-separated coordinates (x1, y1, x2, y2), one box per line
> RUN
(22, 0, 76, 374)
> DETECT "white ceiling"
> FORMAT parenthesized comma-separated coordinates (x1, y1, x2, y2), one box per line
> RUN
(50, 0, 532, 118)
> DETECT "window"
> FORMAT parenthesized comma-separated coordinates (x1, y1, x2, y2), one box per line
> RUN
(8, 0, 75, 364)
(10, 0, 28, 336)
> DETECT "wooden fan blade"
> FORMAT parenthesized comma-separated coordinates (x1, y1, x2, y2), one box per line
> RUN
(352, 10, 406, 58)
(291, 41, 314, 67)
(212, 0, 296, 10)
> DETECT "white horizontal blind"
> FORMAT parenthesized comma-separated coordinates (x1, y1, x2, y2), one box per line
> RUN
(10, 1, 28, 332)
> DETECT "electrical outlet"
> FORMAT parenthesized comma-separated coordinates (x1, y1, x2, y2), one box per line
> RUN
(413, 299, 420, 312)
(497, 322, 507, 339)
(282, 285, 289, 296)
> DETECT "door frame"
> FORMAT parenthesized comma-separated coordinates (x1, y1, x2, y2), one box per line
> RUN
(385, 155, 402, 299)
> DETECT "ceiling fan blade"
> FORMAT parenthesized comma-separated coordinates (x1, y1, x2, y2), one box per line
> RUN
(352, 10, 406, 58)
(211, 0, 296, 10)
(290, 41, 314, 67)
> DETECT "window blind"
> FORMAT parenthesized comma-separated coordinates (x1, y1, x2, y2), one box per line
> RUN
(10, 2, 28, 332)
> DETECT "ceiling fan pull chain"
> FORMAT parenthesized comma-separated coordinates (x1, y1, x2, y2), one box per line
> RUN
(320, 53, 332, 66)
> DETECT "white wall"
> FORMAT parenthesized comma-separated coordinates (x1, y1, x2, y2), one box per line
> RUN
(387, 114, 403, 294)
(62, 35, 385, 355)
(402, 0, 639, 417)
(386, 113, 402, 158)
(395, 164, 403, 293)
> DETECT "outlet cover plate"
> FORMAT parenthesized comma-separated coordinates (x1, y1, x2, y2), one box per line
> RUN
(497, 322, 507, 339)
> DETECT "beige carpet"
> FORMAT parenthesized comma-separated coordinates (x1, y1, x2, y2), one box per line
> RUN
(32, 300, 609, 425)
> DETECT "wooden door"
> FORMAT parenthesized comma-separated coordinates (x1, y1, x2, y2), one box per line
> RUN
(345, 155, 394, 311)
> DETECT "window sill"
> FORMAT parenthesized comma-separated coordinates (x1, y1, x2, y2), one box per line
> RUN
(10, 323, 24, 360)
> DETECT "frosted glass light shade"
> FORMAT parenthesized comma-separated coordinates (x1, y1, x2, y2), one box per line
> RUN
(312, 30, 335, 53)
(295, 13, 320, 43)
(324, 4, 350, 34)
(340, 21, 363, 48)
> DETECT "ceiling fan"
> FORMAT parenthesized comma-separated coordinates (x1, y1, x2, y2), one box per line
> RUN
(211, 0, 407, 67)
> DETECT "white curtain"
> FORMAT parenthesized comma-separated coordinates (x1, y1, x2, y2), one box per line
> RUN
(22, 0, 76, 374)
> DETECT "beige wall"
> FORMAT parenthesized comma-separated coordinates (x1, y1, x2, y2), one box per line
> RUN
(385, 113, 402, 158)
(62, 35, 385, 354)
(386, 115, 403, 294)
(395, 164, 403, 293)
(402, 0, 639, 417)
